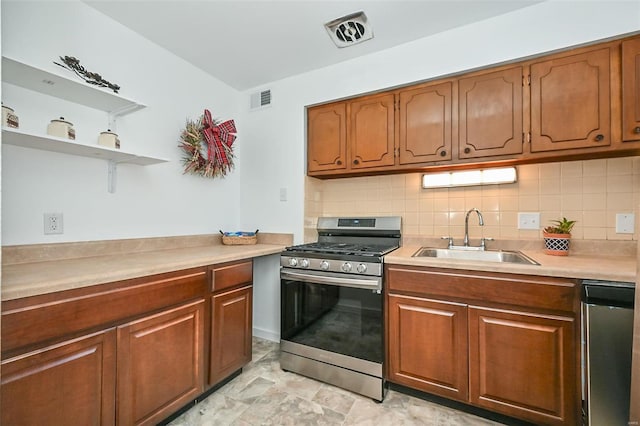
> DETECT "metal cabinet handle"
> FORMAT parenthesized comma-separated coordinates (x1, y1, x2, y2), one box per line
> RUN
(634, 127, 640, 134)
(336, 160, 342, 165)
(440, 151, 447, 157)
(464, 147, 471, 154)
(353, 159, 360, 165)
(595, 134, 604, 142)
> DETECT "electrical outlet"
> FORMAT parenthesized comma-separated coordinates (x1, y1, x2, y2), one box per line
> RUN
(279, 187, 287, 202)
(44, 213, 63, 235)
(615, 213, 635, 234)
(518, 212, 540, 230)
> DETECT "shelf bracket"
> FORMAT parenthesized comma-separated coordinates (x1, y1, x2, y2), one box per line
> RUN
(107, 113, 117, 132)
(108, 160, 117, 193)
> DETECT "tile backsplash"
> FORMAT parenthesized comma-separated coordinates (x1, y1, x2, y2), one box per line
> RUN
(305, 157, 640, 243)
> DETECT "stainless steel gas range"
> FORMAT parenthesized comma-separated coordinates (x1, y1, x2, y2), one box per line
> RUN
(280, 216, 401, 401)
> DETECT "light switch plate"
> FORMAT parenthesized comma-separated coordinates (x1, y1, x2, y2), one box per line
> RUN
(279, 187, 287, 202)
(518, 212, 540, 230)
(615, 213, 635, 234)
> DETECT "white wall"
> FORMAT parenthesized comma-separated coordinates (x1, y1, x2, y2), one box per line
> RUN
(239, 0, 640, 245)
(1, 0, 243, 245)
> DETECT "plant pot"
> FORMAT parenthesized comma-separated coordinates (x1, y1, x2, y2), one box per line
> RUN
(543, 232, 571, 256)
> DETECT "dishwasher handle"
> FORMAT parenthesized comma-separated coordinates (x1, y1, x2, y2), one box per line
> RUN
(582, 281, 635, 308)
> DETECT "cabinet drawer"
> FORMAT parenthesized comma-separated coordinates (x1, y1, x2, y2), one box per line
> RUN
(2, 267, 208, 358)
(211, 260, 253, 293)
(386, 265, 578, 314)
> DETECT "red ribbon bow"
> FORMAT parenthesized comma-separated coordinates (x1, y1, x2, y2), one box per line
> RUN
(202, 109, 237, 166)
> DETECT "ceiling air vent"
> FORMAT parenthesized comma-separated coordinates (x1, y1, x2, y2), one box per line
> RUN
(250, 89, 272, 110)
(324, 11, 373, 48)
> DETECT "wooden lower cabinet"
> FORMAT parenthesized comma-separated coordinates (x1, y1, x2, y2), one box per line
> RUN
(210, 284, 253, 385)
(387, 294, 468, 401)
(468, 307, 576, 426)
(1, 329, 116, 426)
(386, 265, 579, 425)
(117, 299, 205, 426)
(1, 261, 256, 425)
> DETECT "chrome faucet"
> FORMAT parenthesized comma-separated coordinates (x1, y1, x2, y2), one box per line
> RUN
(464, 208, 484, 247)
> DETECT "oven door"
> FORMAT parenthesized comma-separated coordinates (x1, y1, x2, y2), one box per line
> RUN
(280, 268, 383, 364)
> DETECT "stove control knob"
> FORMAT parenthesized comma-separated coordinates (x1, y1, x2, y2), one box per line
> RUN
(341, 262, 352, 272)
(320, 260, 330, 270)
(300, 259, 310, 268)
(356, 263, 367, 274)
(288, 258, 298, 267)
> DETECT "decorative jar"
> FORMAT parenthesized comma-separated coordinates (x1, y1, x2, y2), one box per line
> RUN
(2, 104, 19, 128)
(47, 117, 75, 140)
(98, 129, 120, 149)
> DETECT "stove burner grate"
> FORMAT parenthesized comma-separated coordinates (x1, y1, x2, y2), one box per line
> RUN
(286, 242, 398, 257)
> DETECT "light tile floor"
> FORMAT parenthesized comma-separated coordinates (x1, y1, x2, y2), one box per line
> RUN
(168, 337, 504, 426)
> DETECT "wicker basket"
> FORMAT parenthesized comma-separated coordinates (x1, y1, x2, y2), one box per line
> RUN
(220, 230, 258, 245)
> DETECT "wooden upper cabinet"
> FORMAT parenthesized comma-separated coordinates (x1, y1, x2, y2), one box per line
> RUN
(530, 47, 611, 152)
(349, 92, 396, 169)
(398, 82, 452, 164)
(458, 67, 523, 159)
(622, 37, 640, 142)
(307, 102, 347, 173)
(307, 35, 640, 179)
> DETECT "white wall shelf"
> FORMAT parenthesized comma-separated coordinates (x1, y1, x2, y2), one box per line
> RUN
(2, 56, 146, 116)
(2, 127, 168, 165)
(1, 56, 164, 192)
(2, 128, 169, 192)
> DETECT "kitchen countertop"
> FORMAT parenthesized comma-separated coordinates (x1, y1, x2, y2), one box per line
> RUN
(4, 235, 636, 301)
(386, 244, 636, 283)
(2, 234, 291, 301)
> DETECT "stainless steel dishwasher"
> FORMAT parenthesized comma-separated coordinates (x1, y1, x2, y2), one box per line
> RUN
(582, 280, 635, 426)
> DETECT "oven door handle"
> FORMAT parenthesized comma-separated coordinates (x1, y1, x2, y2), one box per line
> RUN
(281, 269, 381, 291)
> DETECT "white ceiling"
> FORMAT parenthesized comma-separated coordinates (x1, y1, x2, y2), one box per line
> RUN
(84, 0, 543, 91)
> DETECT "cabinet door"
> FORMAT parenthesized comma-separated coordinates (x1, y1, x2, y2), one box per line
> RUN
(387, 294, 468, 402)
(117, 299, 205, 426)
(468, 306, 577, 426)
(459, 67, 523, 159)
(623, 37, 640, 142)
(307, 102, 347, 173)
(349, 93, 396, 169)
(399, 82, 452, 164)
(210, 284, 253, 385)
(1, 329, 116, 426)
(530, 48, 611, 152)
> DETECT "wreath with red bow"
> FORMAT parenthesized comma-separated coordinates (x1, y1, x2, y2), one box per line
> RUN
(179, 109, 237, 178)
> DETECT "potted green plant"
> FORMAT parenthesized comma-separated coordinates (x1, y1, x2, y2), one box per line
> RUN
(543, 217, 576, 256)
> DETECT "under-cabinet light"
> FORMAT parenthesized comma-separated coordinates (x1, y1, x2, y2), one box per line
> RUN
(422, 167, 517, 189)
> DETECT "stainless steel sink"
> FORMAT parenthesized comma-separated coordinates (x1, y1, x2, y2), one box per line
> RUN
(413, 247, 539, 265)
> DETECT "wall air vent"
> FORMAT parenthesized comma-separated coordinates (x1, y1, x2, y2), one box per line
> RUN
(250, 89, 272, 110)
(324, 11, 373, 48)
